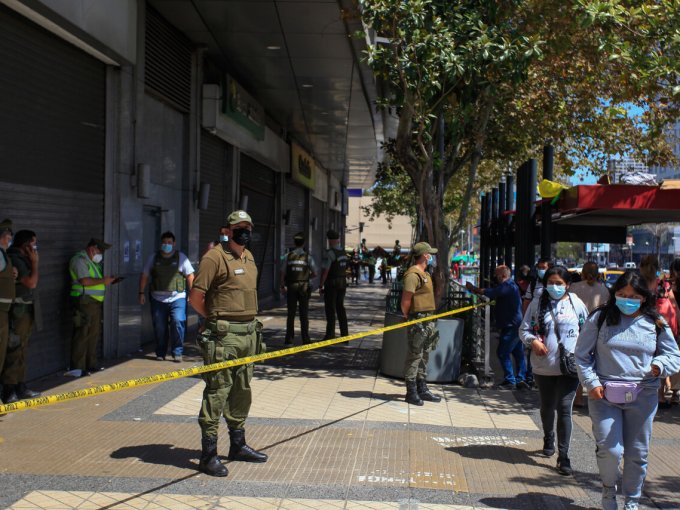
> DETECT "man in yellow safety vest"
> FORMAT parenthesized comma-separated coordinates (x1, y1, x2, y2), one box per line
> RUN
(67, 238, 117, 377)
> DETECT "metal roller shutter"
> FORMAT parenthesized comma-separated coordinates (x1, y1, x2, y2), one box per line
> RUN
(284, 180, 307, 246)
(199, 131, 232, 252)
(0, 5, 106, 379)
(240, 155, 277, 304)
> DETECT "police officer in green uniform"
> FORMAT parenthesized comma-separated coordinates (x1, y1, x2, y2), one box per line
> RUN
(280, 232, 317, 345)
(68, 238, 117, 377)
(319, 229, 349, 340)
(3, 230, 41, 403)
(400, 242, 442, 406)
(0, 219, 17, 411)
(189, 210, 268, 478)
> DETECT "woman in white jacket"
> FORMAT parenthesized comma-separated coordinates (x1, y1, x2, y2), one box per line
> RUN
(519, 265, 588, 476)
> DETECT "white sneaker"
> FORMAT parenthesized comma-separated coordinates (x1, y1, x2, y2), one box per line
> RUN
(64, 369, 83, 377)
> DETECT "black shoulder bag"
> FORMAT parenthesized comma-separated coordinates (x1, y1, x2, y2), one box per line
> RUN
(548, 300, 579, 378)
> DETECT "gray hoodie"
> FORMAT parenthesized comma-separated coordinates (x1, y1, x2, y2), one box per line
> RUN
(575, 310, 680, 392)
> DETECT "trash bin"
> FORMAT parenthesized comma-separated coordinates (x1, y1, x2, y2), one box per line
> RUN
(380, 312, 463, 383)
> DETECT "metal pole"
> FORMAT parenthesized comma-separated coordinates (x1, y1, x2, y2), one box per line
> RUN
(541, 145, 554, 260)
(505, 174, 514, 268)
(499, 180, 506, 268)
(480, 193, 488, 287)
(491, 187, 499, 271)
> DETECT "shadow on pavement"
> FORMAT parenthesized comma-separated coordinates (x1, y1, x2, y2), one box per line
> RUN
(479, 492, 598, 510)
(110, 443, 198, 470)
(338, 390, 403, 401)
(447, 444, 543, 467)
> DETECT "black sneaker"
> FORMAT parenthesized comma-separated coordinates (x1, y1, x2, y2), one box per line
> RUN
(496, 381, 516, 391)
(556, 457, 572, 476)
(542, 436, 555, 457)
(515, 381, 530, 391)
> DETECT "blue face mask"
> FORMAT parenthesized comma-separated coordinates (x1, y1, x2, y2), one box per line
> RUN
(220, 235, 229, 243)
(537, 269, 546, 279)
(546, 284, 566, 300)
(160, 243, 173, 254)
(616, 296, 641, 315)
(427, 255, 433, 267)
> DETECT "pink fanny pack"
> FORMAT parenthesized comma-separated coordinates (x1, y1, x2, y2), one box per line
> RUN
(603, 381, 643, 404)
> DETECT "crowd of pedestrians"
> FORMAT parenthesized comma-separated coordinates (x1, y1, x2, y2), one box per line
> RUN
(474, 256, 680, 509)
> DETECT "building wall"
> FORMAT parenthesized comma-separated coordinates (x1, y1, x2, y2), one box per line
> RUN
(346, 196, 413, 251)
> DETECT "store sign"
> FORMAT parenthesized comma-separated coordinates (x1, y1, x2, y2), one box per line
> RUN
(291, 142, 316, 189)
(223, 75, 265, 141)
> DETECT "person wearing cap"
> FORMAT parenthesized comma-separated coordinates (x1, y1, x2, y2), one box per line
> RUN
(2, 229, 41, 403)
(138, 231, 195, 363)
(319, 229, 349, 340)
(280, 232, 318, 345)
(400, 241, 442, 406)
(189, 209, 268, 478)
(0, 219, 17, 412)
(68, 238, 118, 377)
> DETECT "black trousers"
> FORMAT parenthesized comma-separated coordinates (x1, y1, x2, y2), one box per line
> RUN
(286, 282, 310, 342)
(534, 374, 579, 458)
(324, 279, 348, 339)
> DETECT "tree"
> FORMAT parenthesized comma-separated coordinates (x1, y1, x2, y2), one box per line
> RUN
(360, 0, 679, 301)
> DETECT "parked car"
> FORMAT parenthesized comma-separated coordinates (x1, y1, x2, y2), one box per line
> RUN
(624, 262, 637, 269)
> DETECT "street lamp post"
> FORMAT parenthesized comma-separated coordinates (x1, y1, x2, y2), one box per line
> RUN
(459, 229, 465, 252)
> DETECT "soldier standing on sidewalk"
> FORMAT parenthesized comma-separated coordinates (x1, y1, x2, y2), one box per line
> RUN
(319, 229, 348, 340)
(189, 210, 268, 478)
(280, 232, 317, 345)
(400, 242, 442, 406)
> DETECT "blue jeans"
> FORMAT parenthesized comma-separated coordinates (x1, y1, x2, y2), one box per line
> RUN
(150, 297, 187, 358)
(497, 326, 526, 385)
(588, 386, 658, 499)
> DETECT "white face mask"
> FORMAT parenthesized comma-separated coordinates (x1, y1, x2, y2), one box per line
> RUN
(92, 253, 103, 264)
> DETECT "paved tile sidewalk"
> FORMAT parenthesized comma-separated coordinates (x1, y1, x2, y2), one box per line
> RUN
(1, 282, 680, 509)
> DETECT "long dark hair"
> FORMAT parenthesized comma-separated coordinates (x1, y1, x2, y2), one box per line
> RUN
(537, 265, 572, 336)
(596, 270, 660, 328)
(670, 258, 680, 295)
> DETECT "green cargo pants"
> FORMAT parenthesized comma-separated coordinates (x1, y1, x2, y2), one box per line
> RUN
(404, 312, 439, 382)
(197, 319, 264, 437)
(2, 304, 33, 384)
(70, 300, 102, 371)
(0, 311, 8, 386)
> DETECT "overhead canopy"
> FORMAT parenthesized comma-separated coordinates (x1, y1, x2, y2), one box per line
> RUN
(552, 185, 680, 227)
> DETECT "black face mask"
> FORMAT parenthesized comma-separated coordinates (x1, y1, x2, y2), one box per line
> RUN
(232, 228, 252, 246)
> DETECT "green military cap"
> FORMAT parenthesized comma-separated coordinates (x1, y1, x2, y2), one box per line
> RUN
(226, 210, 254, 226)
(0, 218, 12, 232)
(326, 229, 340, 240)
(88, 238, 112, 251)
(293, 232, 305, 241)
(412, 242, 438, 257)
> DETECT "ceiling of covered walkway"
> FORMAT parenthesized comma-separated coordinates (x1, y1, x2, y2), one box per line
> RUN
(150, 0, 389, 190)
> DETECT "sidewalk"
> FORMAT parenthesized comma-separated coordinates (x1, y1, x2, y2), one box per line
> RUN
(1, 283, 680, 509)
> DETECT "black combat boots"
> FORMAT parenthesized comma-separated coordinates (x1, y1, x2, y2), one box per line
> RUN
(227, 428, 268, 463)
(198, 436, 228, 477)
(416, 379, 441, 403)
(405, 380, 424, 406)
(16, 383, 40, 400)
(2, 385, 19, 404)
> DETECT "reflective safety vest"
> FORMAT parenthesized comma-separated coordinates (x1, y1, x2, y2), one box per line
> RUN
(285, 250, 311, 284)
(69, 251, 105, 302)
(0, 249, 15, 312)
(327, 247, 348, 279)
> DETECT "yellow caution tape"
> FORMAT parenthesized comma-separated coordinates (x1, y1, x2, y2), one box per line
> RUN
(0, 301, 490, 415)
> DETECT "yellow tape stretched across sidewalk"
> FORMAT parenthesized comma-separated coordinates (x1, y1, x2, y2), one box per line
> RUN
(0, 301, 491, 415)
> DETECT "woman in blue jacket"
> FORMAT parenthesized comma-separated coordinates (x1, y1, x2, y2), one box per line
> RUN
(575, 271, 680, 510)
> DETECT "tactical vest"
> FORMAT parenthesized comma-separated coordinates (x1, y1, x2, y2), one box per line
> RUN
(327, 247, 348, 279)
(69, 251, 105, 302)
(0, 249, 15, 312)
(404, 265, 435, 313)
(204, 245, 258, 320)
(150, 251, 185, 292)
(286, 250, 310, 284)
